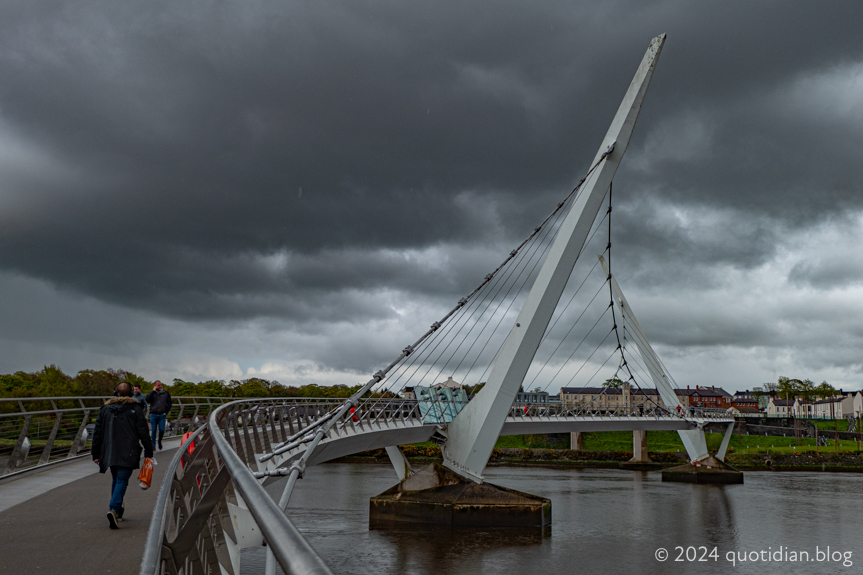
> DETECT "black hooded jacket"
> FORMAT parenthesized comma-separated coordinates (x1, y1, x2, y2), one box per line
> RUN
(146, 388, 172, 415)
(91, 397, 154, 473)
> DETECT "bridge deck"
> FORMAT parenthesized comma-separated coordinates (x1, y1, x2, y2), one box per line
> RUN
(0, 440, 181, 575)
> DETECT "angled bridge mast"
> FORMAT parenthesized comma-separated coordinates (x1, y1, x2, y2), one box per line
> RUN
(442, 34, 667, 482)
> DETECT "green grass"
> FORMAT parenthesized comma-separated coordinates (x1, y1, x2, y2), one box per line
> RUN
(581, 430, 686, 451)
(808, 419, 852, 432)
(489, 431, 863, 455)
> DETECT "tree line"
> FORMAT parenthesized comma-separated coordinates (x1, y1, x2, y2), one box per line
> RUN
(0, 364, 373, 400)
(753, 376, 843, 402)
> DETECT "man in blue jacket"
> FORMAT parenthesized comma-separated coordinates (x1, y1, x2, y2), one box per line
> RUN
(146, 380, 172, 450)
(92, 382, 154, 529)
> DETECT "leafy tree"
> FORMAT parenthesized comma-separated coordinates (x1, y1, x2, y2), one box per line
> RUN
(170, 378, 200, 396)
(464, 382, 486, 396)
(230, 378, 272, 398)
(604, 378, 625, 389)
(814, 381, 836, 399)
(752, 381, 778, 396)
(73, 368, 128, 396)
(38, 365, 74, 397)
(196, 380, 230, 397)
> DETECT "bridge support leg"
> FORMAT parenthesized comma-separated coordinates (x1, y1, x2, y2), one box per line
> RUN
(633, 430, 648, 461)
(716, 422, 735, 462)
(619, 430, 662, 470)
(662, 425, 744, 484)
(570, 432, 583, 450)
(385, 446, 414, 481)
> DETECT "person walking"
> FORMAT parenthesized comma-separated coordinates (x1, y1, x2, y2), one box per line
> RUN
(132, 384, 147, 409)
(146, 380, 172, 450)
(91, 381, 153, 529)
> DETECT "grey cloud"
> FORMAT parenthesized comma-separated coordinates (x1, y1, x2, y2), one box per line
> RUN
(2, 1, 863, 387)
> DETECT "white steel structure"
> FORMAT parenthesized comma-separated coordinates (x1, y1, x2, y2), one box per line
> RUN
(442, 34, 670, 481)
(130, 35, 741, 575)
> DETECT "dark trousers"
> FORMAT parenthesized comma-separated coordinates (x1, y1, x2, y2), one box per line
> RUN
(109, 466, 134, 515)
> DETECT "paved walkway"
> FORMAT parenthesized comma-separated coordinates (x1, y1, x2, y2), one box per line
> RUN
(0, 439, 181, 575)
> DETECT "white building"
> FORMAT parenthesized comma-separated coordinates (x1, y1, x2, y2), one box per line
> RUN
(766, 397, 794, 417)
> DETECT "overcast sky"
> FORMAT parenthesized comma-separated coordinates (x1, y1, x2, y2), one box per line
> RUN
(1, 1, 862, 393)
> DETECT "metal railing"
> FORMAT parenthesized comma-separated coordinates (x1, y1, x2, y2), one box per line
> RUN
(140, 394, 728, 574)
(0, 396, 233, 479)
(509, 401, 733, 422)
(142, 398, 343, 575)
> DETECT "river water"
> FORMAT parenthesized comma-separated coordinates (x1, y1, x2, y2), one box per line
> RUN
(246, 462, 862, 574)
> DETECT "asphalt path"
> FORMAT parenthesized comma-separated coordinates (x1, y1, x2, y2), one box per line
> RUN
(0, 446, 178, 575)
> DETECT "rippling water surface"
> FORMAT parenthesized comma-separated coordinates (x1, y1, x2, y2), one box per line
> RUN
(244, 463, 863, 574)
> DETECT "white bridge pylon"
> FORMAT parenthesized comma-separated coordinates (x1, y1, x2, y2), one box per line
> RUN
(441, 34, 671, 482)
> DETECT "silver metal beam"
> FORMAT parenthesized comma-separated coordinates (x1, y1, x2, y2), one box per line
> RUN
(442, 34, 667, 482)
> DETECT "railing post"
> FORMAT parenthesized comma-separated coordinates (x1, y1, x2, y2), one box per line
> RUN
(3, 415, 32, 476)
(68, 408, 92, 458)
(38, 412, 63, 466)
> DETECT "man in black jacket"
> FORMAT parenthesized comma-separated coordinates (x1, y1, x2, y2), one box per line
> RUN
(145, 380, 172, 450)
(92, 382, 154, 529)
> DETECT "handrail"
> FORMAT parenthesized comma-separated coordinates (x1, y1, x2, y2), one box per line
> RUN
(140, 427, 207, 575)
(139, 398, 335, 575)
(134, 395, 731, 574)
(209, 400, 333, 575)
(0, 395, 234, 479)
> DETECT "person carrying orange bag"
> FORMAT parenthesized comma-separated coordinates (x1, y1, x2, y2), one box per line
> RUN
(91, 381, 154, 529)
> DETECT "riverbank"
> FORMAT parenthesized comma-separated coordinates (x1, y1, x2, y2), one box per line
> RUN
(332, 445, 863, 472)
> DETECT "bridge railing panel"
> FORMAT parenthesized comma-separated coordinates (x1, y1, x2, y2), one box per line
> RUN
(0, 396, 234, 479)
(143, 398, 338, 575)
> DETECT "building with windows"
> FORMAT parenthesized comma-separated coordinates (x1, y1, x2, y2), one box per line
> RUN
(731, 390, 760, 412)
(514, 390, 550, 405)
(766, 398, 794, 417)
(560, 382, 661, 411)
(675, 386, 732, 410)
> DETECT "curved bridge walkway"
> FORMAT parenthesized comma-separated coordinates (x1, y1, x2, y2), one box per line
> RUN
(0, 397, 730, 575)
(0, 436, 183, 575)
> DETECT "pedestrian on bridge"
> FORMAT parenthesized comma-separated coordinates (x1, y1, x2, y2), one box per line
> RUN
(146, 380, 172, 450)
(92, 381, 154, 529)
(132, 383, 147, 409)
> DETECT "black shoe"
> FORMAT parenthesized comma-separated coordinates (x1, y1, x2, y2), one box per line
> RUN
(107, 510, 120, 529)
(158, 440, 163, 450)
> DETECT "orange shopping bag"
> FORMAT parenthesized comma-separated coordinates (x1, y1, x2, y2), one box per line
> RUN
(138, 457, 154, 490)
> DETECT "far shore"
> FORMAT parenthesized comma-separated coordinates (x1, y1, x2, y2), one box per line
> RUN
(330, 447, 863, 474)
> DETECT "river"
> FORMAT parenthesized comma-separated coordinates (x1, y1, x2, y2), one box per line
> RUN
(244, 462, 862, 574)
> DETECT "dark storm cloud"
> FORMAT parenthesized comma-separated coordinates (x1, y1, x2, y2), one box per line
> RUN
(1, 0, 862, 328)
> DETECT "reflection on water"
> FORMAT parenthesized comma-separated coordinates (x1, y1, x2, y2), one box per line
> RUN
(243, 463, 863, 574)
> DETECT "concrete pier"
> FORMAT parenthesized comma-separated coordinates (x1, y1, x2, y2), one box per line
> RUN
(619, 430, 662, 470)
(570, 431, 583, 450)
(369, 463, 551, 528)
(661, 456, 744, 484)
